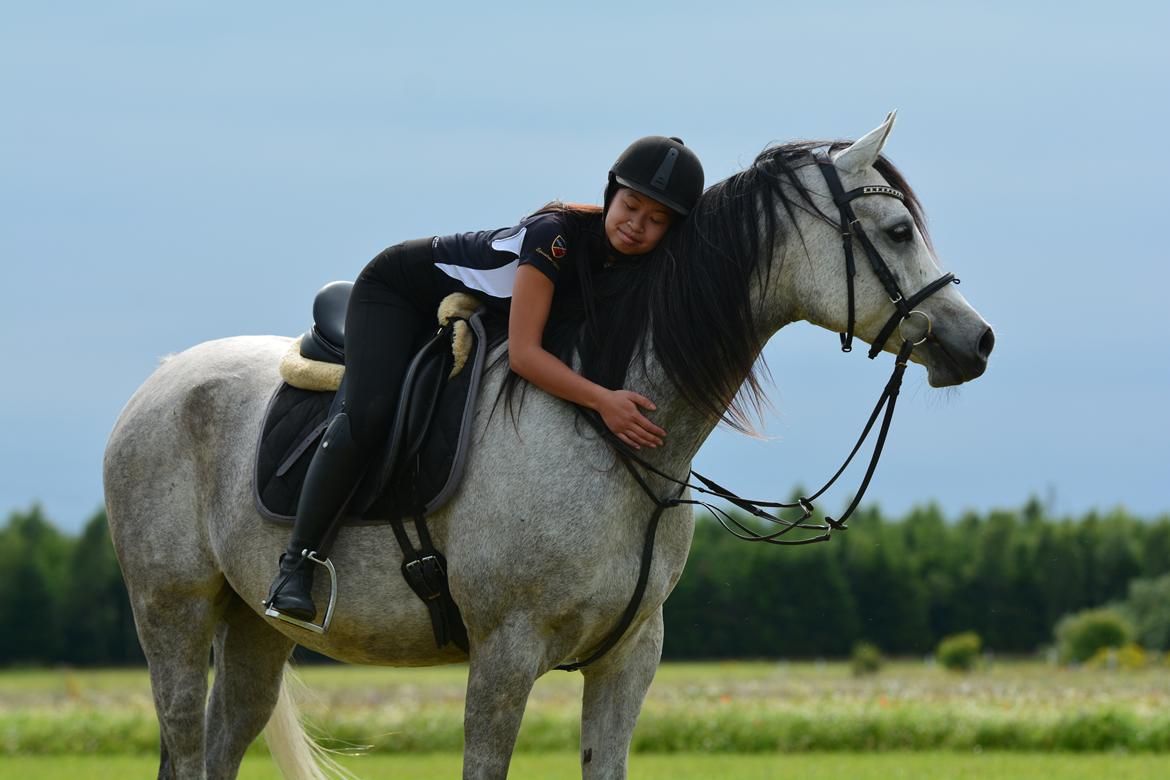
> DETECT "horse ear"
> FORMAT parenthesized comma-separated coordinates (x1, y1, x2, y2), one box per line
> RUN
(832, 110, 898, 173)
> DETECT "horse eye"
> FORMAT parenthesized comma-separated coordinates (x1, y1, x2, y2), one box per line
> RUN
(887, 223, 913, 243)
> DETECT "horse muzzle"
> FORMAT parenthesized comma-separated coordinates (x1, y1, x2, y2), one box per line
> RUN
(922, 322, 995, 387)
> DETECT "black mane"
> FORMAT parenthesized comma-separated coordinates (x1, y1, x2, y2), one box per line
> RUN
(490, 140, 932, 434)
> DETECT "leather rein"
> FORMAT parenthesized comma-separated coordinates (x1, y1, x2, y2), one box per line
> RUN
(558, 153, 958, 670)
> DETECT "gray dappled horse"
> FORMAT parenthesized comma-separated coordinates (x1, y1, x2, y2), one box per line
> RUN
(103, 115, 994, 780)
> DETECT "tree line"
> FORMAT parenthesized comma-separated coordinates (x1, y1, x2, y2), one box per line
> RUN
(664, 497, 1170, 658)
(2, 497, 1168, 666)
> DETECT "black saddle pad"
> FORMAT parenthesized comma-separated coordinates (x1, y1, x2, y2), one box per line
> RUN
(253, 308, 496, 525)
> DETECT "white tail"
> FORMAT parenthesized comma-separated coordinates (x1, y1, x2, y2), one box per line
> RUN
(264, 665, 364, 780)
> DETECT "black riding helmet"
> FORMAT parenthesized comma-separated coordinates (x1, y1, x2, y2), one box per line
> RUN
(605, 136, 704, 217)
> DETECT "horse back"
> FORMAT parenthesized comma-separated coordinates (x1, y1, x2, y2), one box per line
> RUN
(103, 336, 289, 576)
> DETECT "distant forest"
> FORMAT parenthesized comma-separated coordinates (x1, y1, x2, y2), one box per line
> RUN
(2, 497, 1168, 665)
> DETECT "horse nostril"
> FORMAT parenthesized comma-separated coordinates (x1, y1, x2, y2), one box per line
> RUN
(976, 327, 995, 360)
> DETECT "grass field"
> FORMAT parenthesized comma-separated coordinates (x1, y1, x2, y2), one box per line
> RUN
(4, 752, 1170, 779)
(2, 660, 1169, 758)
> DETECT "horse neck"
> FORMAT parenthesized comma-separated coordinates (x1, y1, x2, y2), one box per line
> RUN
(614, 348, 719, 478)
(615, 224, 802, 483)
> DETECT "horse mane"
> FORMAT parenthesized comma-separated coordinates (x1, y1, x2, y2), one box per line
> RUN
(487, 139, 933, 435)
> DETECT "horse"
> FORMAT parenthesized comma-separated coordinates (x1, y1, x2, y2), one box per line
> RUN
(103, 114, 994, 780)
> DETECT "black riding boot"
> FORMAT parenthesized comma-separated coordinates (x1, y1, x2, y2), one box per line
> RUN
(265, 412, 364, 621)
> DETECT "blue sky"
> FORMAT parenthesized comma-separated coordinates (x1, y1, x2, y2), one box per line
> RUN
(2, 2, 1167, 532)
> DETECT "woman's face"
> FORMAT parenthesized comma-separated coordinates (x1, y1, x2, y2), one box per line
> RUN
(604, 187, 674, 255)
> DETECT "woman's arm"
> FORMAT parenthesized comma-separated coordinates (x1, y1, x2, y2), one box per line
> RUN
(508, 265, 665, 449)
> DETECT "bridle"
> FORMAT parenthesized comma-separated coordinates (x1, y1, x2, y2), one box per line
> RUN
(558, 151, 960, 671)
(617, 151, 960, 540)
(815, 152, 958, 358)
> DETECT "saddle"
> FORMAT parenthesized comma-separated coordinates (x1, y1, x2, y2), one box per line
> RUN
(254, 282, 501, 649)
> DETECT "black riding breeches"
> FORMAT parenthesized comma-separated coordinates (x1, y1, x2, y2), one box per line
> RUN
(342, 238, 473, 455)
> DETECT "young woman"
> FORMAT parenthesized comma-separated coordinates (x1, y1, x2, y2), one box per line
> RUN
(265, 136, 704, 622)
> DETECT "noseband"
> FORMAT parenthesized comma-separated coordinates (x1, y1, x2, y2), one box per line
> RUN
(558, 152, 960, 671)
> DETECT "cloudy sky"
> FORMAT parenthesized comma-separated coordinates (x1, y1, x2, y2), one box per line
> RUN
(3, 1, 1167, 532)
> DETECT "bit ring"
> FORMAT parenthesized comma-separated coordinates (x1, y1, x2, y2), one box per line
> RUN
(899, 310, 932, 346)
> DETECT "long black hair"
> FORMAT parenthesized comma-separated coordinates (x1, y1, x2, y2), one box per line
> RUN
(487, 140, 932, 435)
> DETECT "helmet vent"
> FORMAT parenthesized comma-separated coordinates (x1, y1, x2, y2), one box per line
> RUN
(651, 148, 679, 190)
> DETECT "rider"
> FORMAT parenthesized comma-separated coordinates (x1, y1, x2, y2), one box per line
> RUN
(265, 136, 705, 621)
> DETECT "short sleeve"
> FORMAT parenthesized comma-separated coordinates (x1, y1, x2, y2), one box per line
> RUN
(517, 213, 572, 285)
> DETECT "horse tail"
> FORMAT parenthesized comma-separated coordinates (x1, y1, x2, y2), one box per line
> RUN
(265, 664, 363, 780)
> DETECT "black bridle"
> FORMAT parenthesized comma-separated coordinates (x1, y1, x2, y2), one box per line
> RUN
(559, 152, 960, 671)
(815, 152, 958, 358)
(613, 152, 959, 540)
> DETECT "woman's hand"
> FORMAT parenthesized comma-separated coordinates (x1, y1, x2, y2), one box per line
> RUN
(597, 389, 666, 449)
(509, 268, 666, 449)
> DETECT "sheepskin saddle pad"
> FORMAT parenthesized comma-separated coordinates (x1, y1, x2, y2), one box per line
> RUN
(253, 285, 493, 526)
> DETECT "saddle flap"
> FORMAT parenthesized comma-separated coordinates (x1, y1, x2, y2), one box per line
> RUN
(403, 342, 455, 461)
(354, 324, 454, 509)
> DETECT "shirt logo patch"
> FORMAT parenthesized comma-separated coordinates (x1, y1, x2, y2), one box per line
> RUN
(536, 247, 559, 269)
(551, 235, 568, 259)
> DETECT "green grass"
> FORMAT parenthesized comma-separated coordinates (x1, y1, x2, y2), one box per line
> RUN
(4, 752, 1170, 779)
(3, 661, 1170, 755)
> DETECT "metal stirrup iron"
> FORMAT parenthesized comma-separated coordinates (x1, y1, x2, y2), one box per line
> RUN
(263, 550, 339, 635)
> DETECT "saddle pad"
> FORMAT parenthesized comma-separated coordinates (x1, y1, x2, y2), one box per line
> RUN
(253, 308, 492, 526)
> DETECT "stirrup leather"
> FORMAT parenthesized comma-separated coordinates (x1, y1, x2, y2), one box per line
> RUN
(262, 550, 339, 634)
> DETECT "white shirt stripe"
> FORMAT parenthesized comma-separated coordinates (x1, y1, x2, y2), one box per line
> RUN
(434, 259, 519, 299)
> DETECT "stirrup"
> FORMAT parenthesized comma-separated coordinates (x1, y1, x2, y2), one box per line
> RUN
(262, 550, 339, 634)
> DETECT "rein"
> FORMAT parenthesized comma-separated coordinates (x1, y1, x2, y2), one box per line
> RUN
(581, 337, 917, 545)
(558, 153, 958, 670)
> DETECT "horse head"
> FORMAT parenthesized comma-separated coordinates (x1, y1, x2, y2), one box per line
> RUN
(775, 112, 994, 387)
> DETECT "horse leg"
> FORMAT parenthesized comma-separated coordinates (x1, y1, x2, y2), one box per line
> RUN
(461, 619, 545, 780)
(129, 576, 225, 780)
(578, 608, 664, 780)
(204, 591, 295, 780)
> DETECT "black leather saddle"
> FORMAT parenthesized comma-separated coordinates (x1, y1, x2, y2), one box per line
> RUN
(254, 281, 493, 527)
(298, 280, 349, 365)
